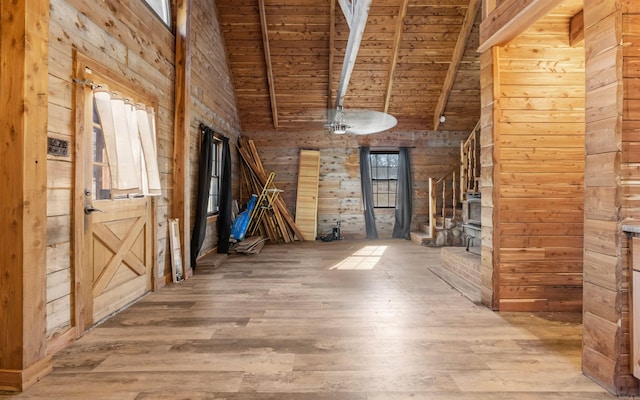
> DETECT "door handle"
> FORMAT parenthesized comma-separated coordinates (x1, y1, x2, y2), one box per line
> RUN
(84, 206, 103, 215)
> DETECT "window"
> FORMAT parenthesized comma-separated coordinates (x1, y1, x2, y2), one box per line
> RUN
(207, 138, 221, 215)
(76, 53, 161, 202)
(143, 0, 171, 28)
(370, 152, 398, 208)
(92, 88, 162, 200)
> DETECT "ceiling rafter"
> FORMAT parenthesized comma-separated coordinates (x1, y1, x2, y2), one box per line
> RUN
(335, 0, 372, 109)
(383, 0, 409, 114)
(433, 0, 480, 130)
(258, 0, 278, 128)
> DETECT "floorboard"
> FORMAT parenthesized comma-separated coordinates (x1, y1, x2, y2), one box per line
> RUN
(1, 240, 623, 399)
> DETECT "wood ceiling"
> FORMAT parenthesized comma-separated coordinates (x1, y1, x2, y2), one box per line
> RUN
(215, 0, 483, 133)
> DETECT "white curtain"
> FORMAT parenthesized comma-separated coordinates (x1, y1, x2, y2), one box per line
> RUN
(93, 88, 161, 197)
(125, 99, 143, 192)
(136, 104, 162, 195)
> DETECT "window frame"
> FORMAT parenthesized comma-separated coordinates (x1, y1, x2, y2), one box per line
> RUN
(75, 52, 160, 201)
(142, 0, 172, 29)
(207, 137, 222, 216)
(369, 151, 399, 209)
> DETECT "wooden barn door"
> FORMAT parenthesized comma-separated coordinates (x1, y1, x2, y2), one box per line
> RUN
(74, 53, 155, 331)
(80, 98, 153, 326)
(85, 196, 152, 325)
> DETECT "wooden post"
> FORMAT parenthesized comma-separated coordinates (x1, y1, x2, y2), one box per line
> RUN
(428, 178, 436, 238)
(460, 140, 466, 202)
(452, 171, 457, 217)
(0, 0, 52, 391)
(441, 180, 446, 219)
(173, 0, 192, 276)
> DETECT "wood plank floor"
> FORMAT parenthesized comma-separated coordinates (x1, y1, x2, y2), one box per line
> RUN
(2, 240, 621, 399)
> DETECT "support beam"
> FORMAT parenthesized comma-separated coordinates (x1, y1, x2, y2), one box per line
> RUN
(327, 0, 336, 110)
(383, 0, 409, 114)
(338, 0, 353, 28)
(478, 0, 557, 53)
(335, 0, 372, 109)
(258, 0, 278, 128)
(0, 0, 52, 391)
(433, 0, 480, 130)
(173, 0, 193, 276)
(569, 10, 584, 47)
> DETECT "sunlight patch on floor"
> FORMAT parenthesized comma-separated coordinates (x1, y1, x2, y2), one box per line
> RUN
(329, 246, 387, 270)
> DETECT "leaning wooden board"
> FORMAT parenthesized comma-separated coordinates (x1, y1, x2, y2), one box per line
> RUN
(169, 219, 184, 282)
(295, 150, 321, 241)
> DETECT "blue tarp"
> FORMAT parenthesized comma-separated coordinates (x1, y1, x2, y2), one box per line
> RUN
(230, 194, 258, 241)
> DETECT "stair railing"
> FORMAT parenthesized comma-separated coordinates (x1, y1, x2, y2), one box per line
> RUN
(426, 120, 480, 236)
(425, 165, 459, 238)
(460, 120, 481, 201)
(427, 177, 436, 238)
(435, 164, 459, 221)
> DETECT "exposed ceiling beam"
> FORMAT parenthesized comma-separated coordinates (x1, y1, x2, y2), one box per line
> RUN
(328, 0, 336, 110)
(338, 0, 353, 29)
(569, 10, 584, 47)
(383, 0, 409, 114)
(478, 0, 557, 53)
(335, 0, 372, 109)
(258, 0, 278, 128)
(433, 0, 480, 130)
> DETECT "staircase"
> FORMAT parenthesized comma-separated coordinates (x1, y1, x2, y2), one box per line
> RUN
(410, 213, 464, 247)
(410, 171, 464, 247)
(411, 121, 480, 248)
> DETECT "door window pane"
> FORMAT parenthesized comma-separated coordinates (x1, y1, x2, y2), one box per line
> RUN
(92, 106, 111, 200)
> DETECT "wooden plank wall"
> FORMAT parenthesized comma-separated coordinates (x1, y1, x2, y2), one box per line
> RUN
(47, 0, 174, 340)
(582, 0, 639, 395)
(245, 129, 465, 239)
(45, 0, 241, 343)
(190, 0, 241, 257)
(493, 14, 586, 312)
(479, 47, 498, 309)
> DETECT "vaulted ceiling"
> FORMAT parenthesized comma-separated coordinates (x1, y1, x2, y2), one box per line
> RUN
(215, 0, 482, 134)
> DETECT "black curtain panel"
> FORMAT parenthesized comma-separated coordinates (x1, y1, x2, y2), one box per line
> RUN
(217, 137, 232, 254)
(359, 147, 378, 240)
(190, 124, 214, 270)
(392, 147, 413, 239)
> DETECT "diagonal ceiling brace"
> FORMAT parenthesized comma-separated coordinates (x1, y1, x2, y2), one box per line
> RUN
(334, 0, 372, 110)
(258, 0, 278, 128)
(433, 0, 480, 130)
(383, 0, 409, 114)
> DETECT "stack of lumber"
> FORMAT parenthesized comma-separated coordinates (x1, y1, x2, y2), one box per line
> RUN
(238, 137, 304, 242)
(232, 236, 268, 254)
